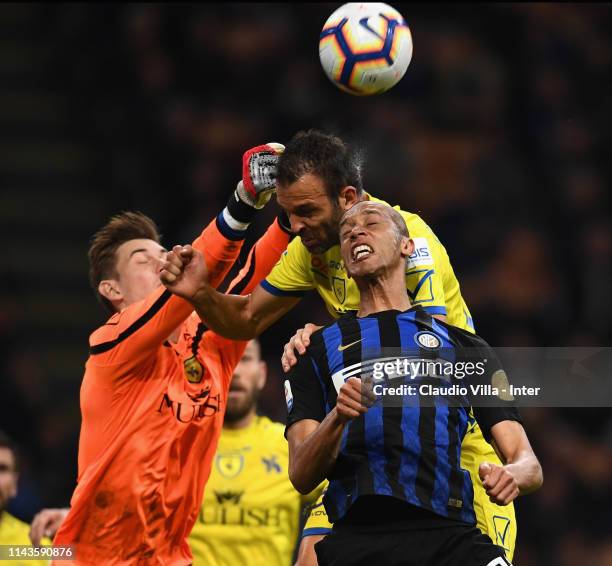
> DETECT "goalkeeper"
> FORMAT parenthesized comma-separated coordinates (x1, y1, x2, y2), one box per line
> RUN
(160, 130, 518, 561)
(40, 144, 290, 565)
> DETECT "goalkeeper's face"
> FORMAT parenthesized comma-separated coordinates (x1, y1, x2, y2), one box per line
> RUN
(101, 239, 168, 311)
(277, 173, 356, 254)
(225, 340, 267, 425)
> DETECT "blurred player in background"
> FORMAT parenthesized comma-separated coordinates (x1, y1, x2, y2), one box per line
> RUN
(284, 202, 542, 566)
(0, 431, 50, 566)
(47, 144, 290, 565)
(158, 129, 518, 561)
(189, 339, 322, 565)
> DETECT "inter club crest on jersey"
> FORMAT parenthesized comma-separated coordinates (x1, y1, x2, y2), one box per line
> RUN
(184, 356, 204, 383)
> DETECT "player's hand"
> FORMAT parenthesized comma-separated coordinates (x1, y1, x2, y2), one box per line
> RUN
(478, 462, 520, 505)
(160, 245, 209, 301)
(234, 142, 285, 209)
(281, 323, 323, 372)
(29, 507, 69, 546)
(336, 377, 376, 423)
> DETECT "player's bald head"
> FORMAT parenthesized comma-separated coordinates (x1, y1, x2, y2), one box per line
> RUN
(341, 201, 409, 241)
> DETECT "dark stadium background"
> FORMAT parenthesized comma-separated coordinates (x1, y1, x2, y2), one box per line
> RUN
(1, 3, 611, 564)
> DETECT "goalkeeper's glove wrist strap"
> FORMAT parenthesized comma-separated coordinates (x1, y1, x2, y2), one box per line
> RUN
(226, 188, 257, 226)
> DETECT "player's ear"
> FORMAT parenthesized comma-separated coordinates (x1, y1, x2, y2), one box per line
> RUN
(338, 186, 360, 210)
(8, 474, 17, 499)
(400, 237, 414, 259)
(257, 361, 267, 391)
(98, 279, 123, 304)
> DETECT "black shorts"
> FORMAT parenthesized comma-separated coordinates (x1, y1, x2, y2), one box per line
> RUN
(315, 516, 512, 566)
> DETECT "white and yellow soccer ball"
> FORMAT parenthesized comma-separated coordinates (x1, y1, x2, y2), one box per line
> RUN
(319, 2, 413, 95)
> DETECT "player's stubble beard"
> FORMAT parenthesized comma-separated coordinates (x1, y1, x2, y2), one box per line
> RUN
(304, 199, 345, 255)
(225, 388, 261, 424)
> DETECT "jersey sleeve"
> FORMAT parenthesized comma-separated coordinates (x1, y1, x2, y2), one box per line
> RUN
(284, 351, 327, 434)
(195, 212, 247, 289)
(88, 214, 245, 369)
(226, 218, 291, 296)
(211, 218, 292, 381)
(403, 214, 448, 318)
(261, 236, 315, 297)
(301, 481, 333, 538)
(465, 338, 523, 442)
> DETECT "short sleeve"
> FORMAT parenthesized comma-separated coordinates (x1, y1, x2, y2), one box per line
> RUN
(262, 237, 315, 297)
(301, 483, 333, 537)
(467, 341, 522, 442)
(404, 224, 448, 316)
(284, 352, 327, 435)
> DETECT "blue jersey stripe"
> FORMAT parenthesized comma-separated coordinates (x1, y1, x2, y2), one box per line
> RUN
(398, 315, 422, 505)
(458, 408, 475, 524)
(358, 317, 393, 497)
(302, 527, 332, 538)
(322, 323, 344, 382)
(423, 305, 447, 317)
(311, 358, 330, 414)
(431, 397, 451, 515)
(260, 279, 308, 297)
(216, 212, 247, 241)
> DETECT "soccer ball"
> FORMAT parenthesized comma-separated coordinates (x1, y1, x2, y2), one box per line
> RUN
(319, 2, 413, 96)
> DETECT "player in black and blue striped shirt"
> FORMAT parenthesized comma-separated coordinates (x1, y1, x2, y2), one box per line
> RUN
(285, 201, 543, 566)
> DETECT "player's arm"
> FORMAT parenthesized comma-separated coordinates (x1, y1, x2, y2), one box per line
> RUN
(295, 483, 332, 566)
(287, 368, 375, 494)
(205, 217, 296, 382)
(295, 535, 324, 566)
(469, 340, 543, 505)
(89, 145, 282, 367)
(163, 228, 316, 339)
(29, 508, 69, 546)
(161, 251, 300, 340)
(479, 420, 543, 505)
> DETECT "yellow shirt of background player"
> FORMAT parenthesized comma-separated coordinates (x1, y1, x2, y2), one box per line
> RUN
(0, 512, 51, 566)
(189, 416, 323, 566)
(263, 194, 474, 330)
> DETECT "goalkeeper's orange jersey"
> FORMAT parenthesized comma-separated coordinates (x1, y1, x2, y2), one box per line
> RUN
(53, 217, 289, 566)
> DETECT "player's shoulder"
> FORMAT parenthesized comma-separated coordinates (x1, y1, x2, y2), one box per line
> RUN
(0, 512, 30, 537)
(89, 310, 124, 346)
(287, 234, 313, 258)
(367, 193, 438, 240)
(254, 416, 289, 448)
(435, 318, 492, 350)
(306, 314, 353, 354)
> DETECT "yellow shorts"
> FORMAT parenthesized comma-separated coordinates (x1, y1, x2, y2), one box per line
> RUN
(302, 422, 516, 562)
(461, 420, 516, 561)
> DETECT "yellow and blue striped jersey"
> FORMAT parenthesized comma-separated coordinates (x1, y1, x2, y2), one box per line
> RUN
(189, 416, 323, 566)
(263, 194, 474, 331)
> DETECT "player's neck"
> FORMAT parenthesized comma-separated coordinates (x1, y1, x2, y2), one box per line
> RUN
(223, 408, 256, 430)
(356, 270, 411, 317)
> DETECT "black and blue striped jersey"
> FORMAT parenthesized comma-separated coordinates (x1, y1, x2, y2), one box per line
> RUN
(285, 305, 521, 525)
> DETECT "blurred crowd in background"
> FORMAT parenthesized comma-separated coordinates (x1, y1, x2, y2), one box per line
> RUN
(1, 3, 611, 564)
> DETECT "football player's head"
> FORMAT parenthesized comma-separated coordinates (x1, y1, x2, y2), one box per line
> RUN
(0, 431, 19, 514)
(276, 129, 364, 254)
(225, 339, 267, 425)
(89, 212, 166, 313)
(339, 201, 413, 281)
